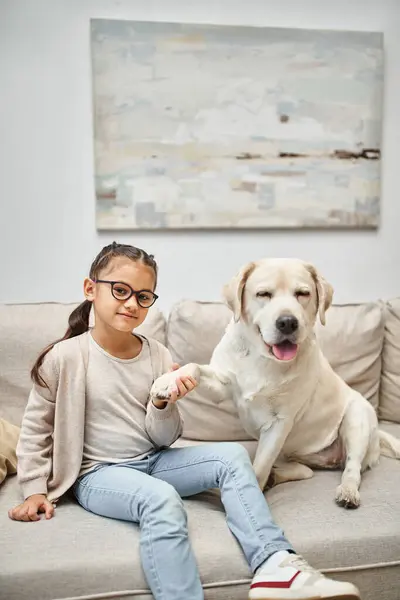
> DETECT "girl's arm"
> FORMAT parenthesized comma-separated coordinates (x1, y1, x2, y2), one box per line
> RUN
(145, 345, 195, 448)
(145, 399, 183, 448)
(16, 350, 58, 500)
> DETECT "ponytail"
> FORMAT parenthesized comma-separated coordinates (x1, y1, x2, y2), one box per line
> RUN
(31, 300, 92, 388)
(31, 241, 158, 389)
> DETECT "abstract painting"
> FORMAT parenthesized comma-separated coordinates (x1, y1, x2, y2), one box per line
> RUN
(90, 20, 383, 230)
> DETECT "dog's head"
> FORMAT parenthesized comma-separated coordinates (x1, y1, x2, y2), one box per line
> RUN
(223, 258, 333, 363)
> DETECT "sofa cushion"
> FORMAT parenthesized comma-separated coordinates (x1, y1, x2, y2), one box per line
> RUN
(167, 300, 249, 441)
(0, 418, 20, 485)
(379, 297, 400, 423)
(167, 300, 384, 441)
(264, 423, 400, 600)
(315, 302, 384, 410)
(0, 303, 166, 426)
(2, 423, 400, 600)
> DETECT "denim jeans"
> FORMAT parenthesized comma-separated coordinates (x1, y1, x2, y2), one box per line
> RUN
(73, 442, 293, 600)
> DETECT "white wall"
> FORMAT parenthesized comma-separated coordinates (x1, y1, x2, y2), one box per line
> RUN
(1, 0, 400, 314)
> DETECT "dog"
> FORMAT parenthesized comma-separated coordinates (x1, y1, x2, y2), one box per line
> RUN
(150, 258, 400, 508)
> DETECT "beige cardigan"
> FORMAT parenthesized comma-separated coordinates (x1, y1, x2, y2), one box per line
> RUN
(16, 332, 178, 502)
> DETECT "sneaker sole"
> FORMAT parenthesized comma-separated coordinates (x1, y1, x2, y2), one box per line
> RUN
(248, 593, 360, 600)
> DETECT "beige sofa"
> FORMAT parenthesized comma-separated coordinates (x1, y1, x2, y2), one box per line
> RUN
(1, 298, 400, 600)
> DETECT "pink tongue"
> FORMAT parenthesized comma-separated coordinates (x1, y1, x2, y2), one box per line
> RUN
(272, 342, 298, 361)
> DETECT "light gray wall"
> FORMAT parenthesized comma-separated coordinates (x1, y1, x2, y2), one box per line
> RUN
(1, 0, 399, 313)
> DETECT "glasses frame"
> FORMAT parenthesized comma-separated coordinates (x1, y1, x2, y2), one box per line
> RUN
(94, 279, 158, 308)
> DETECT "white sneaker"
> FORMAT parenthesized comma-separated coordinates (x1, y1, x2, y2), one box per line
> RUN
(249, 553, 361, 599)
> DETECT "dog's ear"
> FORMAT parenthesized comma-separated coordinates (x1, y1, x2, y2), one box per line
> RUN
(306, 264, 333, 326)
(223, 262, 256, 322)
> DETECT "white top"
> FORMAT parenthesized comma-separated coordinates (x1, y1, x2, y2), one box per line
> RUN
(79, 334, 181, 476)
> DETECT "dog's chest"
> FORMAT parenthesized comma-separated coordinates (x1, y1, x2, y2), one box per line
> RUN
(236, 363, 297, 405)
(236, 395, 277, 438)
(232, 359, 310, 437)
(233, 369, 290, 437)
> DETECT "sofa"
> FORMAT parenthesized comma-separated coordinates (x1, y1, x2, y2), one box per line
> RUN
(1, 297, 400, 600)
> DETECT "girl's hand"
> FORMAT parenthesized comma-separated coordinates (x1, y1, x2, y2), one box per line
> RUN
(152, 363, 198, 407)
(8, 494, 55, 522)
(168, 373, 198, 403)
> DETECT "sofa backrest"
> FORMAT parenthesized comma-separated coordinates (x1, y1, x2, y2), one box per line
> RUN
(0, 303, 166, 426)
(167, 299, 387, 441)
(380, 298, 400, 422)
(1, 298, 399, 440)
(167, 301, 249, 440)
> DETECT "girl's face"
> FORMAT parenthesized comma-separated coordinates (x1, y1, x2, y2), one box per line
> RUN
(84, 257, 157, 334)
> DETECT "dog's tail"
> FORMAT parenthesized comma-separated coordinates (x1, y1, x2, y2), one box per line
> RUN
(379, 430, 400, 459)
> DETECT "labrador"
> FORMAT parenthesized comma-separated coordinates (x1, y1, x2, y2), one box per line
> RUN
(150, 258, 400, 508)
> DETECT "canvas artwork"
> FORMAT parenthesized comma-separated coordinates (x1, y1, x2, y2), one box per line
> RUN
(90, 19, 383, 230)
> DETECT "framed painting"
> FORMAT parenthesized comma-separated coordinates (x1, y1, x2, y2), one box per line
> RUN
(90, 19, 383, 230)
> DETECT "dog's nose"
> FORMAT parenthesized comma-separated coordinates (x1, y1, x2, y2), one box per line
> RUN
(276, 315, 299, 335)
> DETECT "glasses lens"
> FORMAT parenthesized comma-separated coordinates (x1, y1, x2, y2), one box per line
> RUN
(137, 291, 156, 308)
(112, 282, 131, 300)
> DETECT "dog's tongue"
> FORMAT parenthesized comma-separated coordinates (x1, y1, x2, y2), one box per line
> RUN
(272, 341, 298, 361)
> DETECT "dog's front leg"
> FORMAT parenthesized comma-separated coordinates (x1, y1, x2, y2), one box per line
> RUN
(336, 393, 377, 509)
(150, 363, 232, 404)
(197, 365, 233, 403)
(253, 417, 293, 491)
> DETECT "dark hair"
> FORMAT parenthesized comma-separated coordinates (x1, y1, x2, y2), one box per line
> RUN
(31, 242, 158, 388)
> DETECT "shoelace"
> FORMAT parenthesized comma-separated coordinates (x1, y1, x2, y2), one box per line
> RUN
(283, 554, 320, 575)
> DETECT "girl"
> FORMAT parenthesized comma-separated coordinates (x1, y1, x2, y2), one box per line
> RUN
(9, 242, 360, 600)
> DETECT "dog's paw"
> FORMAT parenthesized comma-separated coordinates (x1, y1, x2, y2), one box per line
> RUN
(150, 372, 178, 401)
(150, 364, 200, 401)
(335, 484, 360, 509)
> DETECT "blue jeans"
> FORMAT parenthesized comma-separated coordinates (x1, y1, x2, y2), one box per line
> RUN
(73, 442, 293, 600)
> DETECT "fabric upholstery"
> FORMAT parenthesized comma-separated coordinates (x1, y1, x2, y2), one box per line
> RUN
(0, 418, 20, 485)
(168, 300, 384, 441)
(2, 423, 399, 600)
(380, 298, 400, 422)
(0, 302, 166, 426)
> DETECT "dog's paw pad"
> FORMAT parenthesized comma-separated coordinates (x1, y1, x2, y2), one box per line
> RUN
(150, 376, 177, 401)
(335, 484, 360, 509)
(151, 389, 171, 400)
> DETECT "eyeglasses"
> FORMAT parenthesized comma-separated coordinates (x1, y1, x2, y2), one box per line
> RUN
(94, 280, 158, 308)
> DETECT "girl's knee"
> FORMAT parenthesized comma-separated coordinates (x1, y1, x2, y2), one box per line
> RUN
(213, 442, 251, 465)
(145, 480, 184, 513)
(141, 481, 187, 530)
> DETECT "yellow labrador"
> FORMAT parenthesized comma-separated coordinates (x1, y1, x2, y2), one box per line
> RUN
(151, 258, 400, 508)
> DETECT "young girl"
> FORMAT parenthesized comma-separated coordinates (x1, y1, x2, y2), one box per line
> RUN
(9, 242, 359, 600)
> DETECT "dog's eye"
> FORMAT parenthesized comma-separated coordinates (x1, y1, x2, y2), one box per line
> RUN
(295, 290, 310, 299)
(256, 291, 272, 299)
